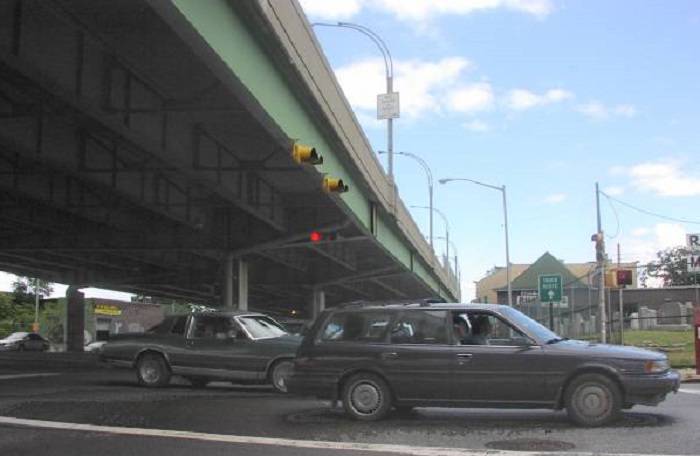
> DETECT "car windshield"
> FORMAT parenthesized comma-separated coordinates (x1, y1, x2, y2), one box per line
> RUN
(237, 316, 287, 339)
(500, 307, 559, 343)
(4, 332, 28, 341)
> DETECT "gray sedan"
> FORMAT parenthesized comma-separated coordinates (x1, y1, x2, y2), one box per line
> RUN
(101, 310, 301, 392)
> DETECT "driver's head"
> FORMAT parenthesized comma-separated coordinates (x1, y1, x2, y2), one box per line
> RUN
(474, 315, 492, 335)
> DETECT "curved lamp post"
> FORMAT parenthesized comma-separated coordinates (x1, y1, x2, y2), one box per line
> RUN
(379, 150, 433, 249)
(440, 177, 512, 307)
(312, 21, 396, 178)
(411, 205, 449, 270)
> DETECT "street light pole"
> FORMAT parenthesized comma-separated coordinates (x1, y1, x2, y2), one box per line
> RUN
(411, 205, 449, 269)
(502, 185, 512, 308)
(440, 177, 513, 307)
(312, 22, 395, 178)
(379, 151, 433, 249)
(436, 236, 459, 280)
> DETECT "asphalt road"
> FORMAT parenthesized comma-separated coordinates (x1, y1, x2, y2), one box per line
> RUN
(0, 353, 699, 456)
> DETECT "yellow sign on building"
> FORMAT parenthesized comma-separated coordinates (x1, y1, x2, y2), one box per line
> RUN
(95, 304, 122, 316)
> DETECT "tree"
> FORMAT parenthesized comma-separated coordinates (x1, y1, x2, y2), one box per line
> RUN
(11, 277, 54, 305)
(640, 247, 698, 287)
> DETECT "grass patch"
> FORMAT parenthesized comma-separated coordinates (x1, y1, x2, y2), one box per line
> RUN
(623, 330, 695, 368)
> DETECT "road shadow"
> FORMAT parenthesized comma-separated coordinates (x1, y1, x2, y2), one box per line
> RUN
(286, 406, 674, 430)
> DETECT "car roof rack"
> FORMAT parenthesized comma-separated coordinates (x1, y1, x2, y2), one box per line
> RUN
(335, 297, 447, 309)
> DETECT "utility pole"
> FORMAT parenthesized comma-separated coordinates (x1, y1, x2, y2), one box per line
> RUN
(595, 182, 607, 343)
(33, 278, 39, 332)
(618, 243, 624, 345)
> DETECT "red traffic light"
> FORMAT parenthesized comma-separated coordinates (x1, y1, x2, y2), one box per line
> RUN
(616, 269, 633, 286)
(310, 231, 323, 243)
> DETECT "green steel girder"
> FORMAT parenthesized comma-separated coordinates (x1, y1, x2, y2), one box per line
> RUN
(160, 0, 457, 301)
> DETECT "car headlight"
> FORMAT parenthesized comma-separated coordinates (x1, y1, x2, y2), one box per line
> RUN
(644, 359, 669, 374)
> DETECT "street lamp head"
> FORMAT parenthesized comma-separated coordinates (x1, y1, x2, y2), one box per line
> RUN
(438, 178, 452, 185)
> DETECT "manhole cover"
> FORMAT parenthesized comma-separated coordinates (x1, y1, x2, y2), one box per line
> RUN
(486, 439, 575, 452)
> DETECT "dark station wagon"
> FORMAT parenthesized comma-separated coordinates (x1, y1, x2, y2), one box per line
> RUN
(101, 310, 300, 392)
(288, 302, 680, 426)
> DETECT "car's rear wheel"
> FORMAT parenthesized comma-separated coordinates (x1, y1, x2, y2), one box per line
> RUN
(269, 359, 294, 393)
(136, 353, 170, 387)
(565, 373, 622, 427)
(342, 373, 392, 421)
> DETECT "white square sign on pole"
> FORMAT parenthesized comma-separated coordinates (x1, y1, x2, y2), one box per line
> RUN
(377, 92, 400, 119)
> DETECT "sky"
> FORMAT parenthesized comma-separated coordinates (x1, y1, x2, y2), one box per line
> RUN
(2, 0, 699, 301)
(300, 0, 700, 299)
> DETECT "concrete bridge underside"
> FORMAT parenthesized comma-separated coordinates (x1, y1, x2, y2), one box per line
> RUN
(0, 0, 459, 325)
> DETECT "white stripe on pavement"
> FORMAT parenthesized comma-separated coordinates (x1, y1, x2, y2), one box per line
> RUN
(678, 388, 700, 395)
(0, 415, 690, 456)
(0, 373, 60, 381)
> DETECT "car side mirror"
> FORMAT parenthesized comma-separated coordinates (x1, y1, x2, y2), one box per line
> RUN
(513, 336, 537, 348)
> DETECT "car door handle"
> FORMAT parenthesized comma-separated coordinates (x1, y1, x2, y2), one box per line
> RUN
(380, 352, 398, 360)
(456, 353, 473, 359)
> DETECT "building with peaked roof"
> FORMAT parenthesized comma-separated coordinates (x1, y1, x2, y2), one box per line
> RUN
(475, 252, 639, 305)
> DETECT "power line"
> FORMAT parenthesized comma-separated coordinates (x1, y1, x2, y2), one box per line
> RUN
(601, 191, 700, 225)
(602, 193, 621, 239)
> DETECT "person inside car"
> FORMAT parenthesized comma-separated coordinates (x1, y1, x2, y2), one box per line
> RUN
(468, 315, 492, 345)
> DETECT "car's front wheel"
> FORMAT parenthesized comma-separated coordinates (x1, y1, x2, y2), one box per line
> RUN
(269, 359, 294, 393)
(342, 373, 392, 421)
(565, 373, 622, 427)
(136, 353, 171, 387)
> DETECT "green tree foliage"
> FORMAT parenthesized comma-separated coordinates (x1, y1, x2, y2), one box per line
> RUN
(0, 277, 55, 337)
(641, 247, 698, 287)
(11, 277, 54, 304)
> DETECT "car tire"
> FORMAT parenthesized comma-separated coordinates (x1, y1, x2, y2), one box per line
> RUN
(342, 373, 392, 421)
(565, 373, 622, 427)
(136, 353, 171, 387)
(269, 359, 294, 393)
(188, 377, 209, 389)
(17, 344, 24, 352)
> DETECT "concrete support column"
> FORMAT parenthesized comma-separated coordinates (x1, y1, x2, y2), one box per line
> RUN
(237, 259, 248, 311)
(65, 286, 85, 352)
(312, 288, 325, 320)
(222, 252, 234, 308)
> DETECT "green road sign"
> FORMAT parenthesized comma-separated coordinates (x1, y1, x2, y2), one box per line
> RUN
(538, 274, 562, 302)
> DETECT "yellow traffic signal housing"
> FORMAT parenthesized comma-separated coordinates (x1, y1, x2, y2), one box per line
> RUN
(604, 270, 617, 288)
(292, 143, 323, 165)
(323, 177, 349, 193)
(604, 268, 633, 288)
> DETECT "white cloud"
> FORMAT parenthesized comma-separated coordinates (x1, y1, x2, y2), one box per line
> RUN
(376, 0, 553, 21)
(576, 101, 638, 120)
(463, 119, 491, 132)
(603, 185, 624, 196)
(335, 57, 471, 119)
(301, 0, 554, 21)
(298, 0, 363, 20)
(623, 223, 687, 264)
(544, 193, 567, 204)
(448, 83, 494, 113)
(628, 160, 700, 197)
(504, 88, 573, 110)
(631, 227, 650, 237)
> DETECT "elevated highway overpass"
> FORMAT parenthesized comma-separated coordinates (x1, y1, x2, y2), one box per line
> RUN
(0, 0, 460, 331)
